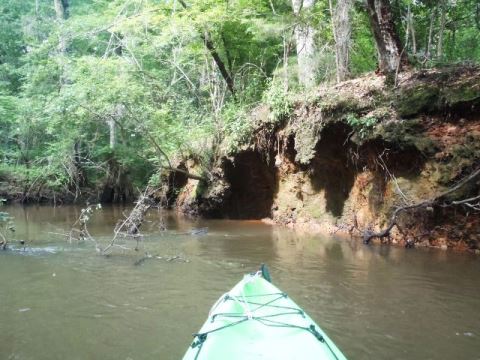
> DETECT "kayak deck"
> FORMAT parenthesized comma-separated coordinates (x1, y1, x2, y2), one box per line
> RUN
(183, 272, 347, 359)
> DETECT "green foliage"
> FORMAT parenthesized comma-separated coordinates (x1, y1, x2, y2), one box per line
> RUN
(263, 78, 294, 123)
(147, 172, 162, 188)
(346, 114, 378, 140)
(349, 9, 377, 75)
(0, 0, 478, 202)
(222, 105, 254, 153)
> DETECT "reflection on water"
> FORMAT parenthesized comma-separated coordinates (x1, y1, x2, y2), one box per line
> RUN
(1, 205, 479, 360)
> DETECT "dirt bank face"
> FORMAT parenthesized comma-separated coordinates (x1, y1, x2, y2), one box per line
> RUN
(166, 66, 480, 251)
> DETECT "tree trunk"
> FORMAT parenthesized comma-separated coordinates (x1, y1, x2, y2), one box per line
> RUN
(437, 1, 447, 59)
(201, 31, 235, 96)
(73, 141, 86, 187)
(54, 0, 69, 59)
(476, 3, 480, 31)
(292, 0, 317, 88)
(54, 0, 68, 20)
(425, 7, 436, 62)
(177, 0, 235, 96)
(407, 5, 416, 56)
(108, 119, 116, 149)
(365, 0, 406, 76)
(283, 35, 290, 92)
(403, 6, 410, 51)
(107, 104, 125, 150)
(330, 0, 352, 82)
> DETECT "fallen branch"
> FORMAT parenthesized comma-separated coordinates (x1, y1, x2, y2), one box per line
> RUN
(0, 211, 16, 250)
(102, 188, 156, 254)
(161, 165, 205, 181)
(134, 253, 190, 266)
(121, 104, 207, 182)
(448, 194, 480, 210)
(377, 150, 410, 206)
(363, 167, 480, 244)
(0, 232, 7, 250)
(73, 99, 206, 183)
(69, 204, 102, 251)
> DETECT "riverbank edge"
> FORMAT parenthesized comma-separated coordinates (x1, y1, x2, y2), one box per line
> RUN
(162, 65, 480, 252)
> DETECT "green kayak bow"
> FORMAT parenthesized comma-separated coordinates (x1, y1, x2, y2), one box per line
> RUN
(183, 268, 347, 359)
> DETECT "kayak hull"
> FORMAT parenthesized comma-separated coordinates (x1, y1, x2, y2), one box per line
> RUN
(183, 273, 347, 360)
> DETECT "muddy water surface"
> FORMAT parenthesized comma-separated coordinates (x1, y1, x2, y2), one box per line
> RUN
(1, 205, 479, 359)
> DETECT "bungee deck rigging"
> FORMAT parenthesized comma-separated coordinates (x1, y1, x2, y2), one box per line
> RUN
(183, 268, 347, 360)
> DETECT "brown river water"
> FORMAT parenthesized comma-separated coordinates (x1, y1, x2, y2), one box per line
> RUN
(0, 205, 479, 360)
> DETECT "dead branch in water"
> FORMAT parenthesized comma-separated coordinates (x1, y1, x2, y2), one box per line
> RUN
(0, 233, 7, 250)
(102, 187, 159, 254)
(363, 167, 480, 244)
(133, 253, 190, 266)
(68, 187, 165, 255)
(69, 204, 102, 251)
(0, 209, 15, 250)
